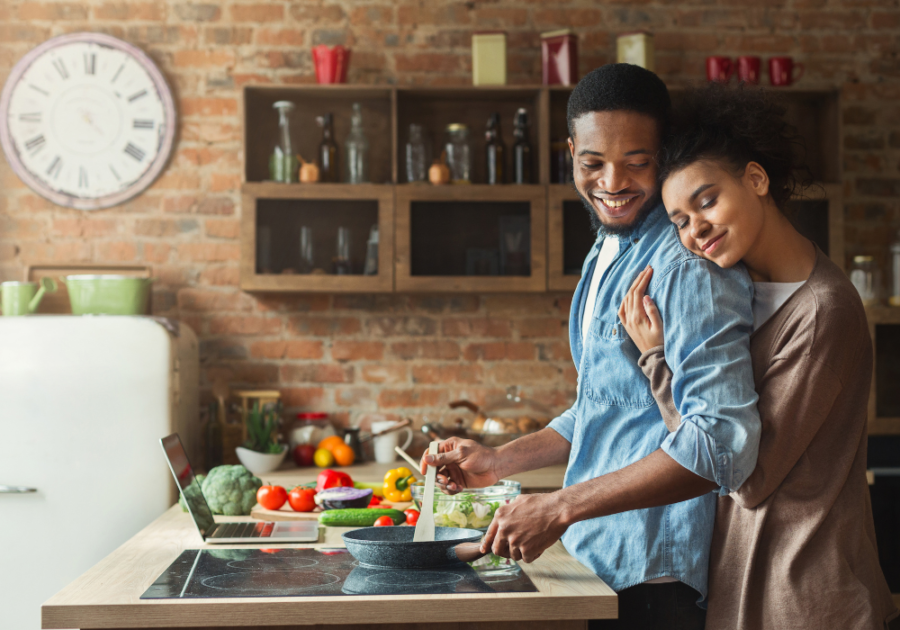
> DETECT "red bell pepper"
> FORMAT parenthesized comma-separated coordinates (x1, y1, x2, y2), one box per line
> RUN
(316, 469, 353, 493)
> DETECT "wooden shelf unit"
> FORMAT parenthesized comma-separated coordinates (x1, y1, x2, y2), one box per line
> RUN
(240, 84, 844, 294)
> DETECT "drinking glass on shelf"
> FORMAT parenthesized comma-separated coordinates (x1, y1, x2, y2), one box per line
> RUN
(445, 123, 471, 183)
(299, 226, 314, 274)
(364, 225, 379, 276)
(257, 225, 272, 274)
(890, 231, 900, 307)
(850, 255, 880, 306)
(333, 227, 352, 275)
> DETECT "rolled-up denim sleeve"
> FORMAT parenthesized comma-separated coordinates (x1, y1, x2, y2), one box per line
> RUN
(548, 403, 578, 443)
(655, 258, 760, 494)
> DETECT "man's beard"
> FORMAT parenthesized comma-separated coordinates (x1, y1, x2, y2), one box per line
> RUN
(575, 186, 660, 239)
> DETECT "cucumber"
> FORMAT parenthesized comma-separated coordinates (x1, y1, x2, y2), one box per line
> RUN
(318, 508, 405, 527)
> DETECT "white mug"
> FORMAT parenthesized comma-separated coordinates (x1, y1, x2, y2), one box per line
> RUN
(371, 420, 414, 464)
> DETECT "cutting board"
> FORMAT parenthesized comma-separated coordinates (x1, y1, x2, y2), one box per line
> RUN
(251, 500, 414, 521)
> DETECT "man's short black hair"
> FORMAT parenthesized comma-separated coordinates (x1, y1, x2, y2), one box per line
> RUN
(566, 63, 671, 138)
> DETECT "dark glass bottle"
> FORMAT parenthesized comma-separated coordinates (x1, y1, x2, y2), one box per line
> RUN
(316, 113, 339, 183)
(204, 400, 223, 471)
(485, 112, 505, 185)
(513, 108, 533, 184)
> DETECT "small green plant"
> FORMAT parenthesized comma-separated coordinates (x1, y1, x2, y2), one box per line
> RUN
(243, 401, 284, 454)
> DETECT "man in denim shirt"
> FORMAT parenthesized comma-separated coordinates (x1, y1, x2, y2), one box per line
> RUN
(422, 65, 761, 629)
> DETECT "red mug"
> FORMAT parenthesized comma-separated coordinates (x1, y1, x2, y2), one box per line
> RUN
(706, 56, 734, 83)
(769, 57, 804, 86)
(737, 56, 761, 84)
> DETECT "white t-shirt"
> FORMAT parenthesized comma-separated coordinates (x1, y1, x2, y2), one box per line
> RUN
(581, 237, 619, 343)
(752, 281, 806, 331)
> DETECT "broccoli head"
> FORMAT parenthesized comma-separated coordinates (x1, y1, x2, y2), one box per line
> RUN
(179, 474, 206, 512)
(201, 465, 262, 516)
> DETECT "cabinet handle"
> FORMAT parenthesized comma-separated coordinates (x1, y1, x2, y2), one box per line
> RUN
(0, 486, 37, 493)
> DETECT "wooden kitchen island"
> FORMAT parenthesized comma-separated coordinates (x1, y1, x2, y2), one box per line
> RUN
(42, 505, 616, 630)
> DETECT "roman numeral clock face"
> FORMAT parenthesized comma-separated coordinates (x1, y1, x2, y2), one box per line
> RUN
(0, 33, 176, 210)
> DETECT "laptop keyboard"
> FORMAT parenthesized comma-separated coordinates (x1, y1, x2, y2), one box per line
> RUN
(210, 521, 274, 538)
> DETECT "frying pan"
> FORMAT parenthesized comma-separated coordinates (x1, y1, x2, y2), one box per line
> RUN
(342, 526, 487, 569)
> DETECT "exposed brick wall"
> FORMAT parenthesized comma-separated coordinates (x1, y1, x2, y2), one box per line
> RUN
(1, 1, 898, 439)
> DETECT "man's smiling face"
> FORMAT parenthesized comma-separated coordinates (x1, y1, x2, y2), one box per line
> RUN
(568, 110, 662, 235)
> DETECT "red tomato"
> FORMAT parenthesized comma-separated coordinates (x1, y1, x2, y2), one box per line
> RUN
(373, 516, 394, 527)
(288, 487, 317, 512)
(256, 485, 288, 511)
(403, 508, 420, 526)
(292, 444, 316, 467)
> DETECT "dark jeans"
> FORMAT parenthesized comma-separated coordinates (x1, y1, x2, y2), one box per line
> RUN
(589, 581, 706, 630)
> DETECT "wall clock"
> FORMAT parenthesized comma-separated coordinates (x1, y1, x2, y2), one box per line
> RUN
(0, 32, 176, 210)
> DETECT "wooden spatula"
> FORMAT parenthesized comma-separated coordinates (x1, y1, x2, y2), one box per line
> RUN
(413, 441, 438, 542)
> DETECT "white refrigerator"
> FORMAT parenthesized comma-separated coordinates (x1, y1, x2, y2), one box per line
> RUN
(0, 316, 199, 630)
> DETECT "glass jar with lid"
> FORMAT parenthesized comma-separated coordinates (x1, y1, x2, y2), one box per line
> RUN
(444, 123, 471, 183)
(289, 412, 336, 450)
(850, 255, 880, 306)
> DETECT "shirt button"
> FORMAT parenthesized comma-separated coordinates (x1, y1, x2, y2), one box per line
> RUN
(611, 327, 617, 336)
(633, 238, 639, 244)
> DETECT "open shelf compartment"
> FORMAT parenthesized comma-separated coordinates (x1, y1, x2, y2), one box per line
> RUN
(243, 86, 395, 184)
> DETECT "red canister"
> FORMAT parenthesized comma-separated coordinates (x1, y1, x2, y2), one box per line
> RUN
(541, 29, 578, 86)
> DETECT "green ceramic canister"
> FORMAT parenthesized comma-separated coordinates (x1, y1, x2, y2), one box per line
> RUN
(63, 275, 151, 315)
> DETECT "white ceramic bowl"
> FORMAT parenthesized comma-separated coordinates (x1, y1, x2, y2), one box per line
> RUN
(235, 445, 288, 475)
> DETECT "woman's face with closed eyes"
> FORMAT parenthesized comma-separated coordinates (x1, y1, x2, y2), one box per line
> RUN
(661, 159, 770, 269)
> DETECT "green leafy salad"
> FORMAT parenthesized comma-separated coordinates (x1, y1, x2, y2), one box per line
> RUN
(431, 492, 502, 530)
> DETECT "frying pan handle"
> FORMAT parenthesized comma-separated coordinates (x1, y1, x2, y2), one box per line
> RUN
(452, 542, 487, 564)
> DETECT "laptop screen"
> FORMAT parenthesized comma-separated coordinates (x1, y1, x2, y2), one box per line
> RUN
(160, 434, 215, 538)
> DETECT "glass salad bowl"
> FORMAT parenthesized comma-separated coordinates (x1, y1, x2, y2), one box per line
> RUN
(411, 480, 521, 531)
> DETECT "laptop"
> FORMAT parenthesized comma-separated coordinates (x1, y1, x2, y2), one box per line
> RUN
(160, 433, 318, 543)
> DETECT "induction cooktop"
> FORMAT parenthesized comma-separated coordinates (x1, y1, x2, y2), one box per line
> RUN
(141, 548, 538, 598)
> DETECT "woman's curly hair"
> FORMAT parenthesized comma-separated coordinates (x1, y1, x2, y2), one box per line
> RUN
(658, 83, 812, 210)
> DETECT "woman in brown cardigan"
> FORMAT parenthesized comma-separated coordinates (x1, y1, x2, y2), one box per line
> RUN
(619, 84, 898, 630)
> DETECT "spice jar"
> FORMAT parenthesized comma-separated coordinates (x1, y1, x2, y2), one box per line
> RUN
(290, 412, 335, 450)
(444, 124, 471, 184)
(850, 255, 880, 306)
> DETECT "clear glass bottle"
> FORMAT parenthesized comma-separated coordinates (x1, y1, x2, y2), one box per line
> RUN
(298, 226, 314, 274)
(317, 113, 339, 183)
(445, 124, 471, 184)
(890, 231, 900, 306)
(405, 123, 429, 183)
(513, 108, 533, 184)
(333, 226, 351, 275)
(269, 101, 298, 183)
(485, 112, 506, 185)
(850, 255, 880, 306)
(345, 103, 369, 184)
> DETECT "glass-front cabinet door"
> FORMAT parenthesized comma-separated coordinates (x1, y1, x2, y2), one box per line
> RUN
(395, 185, 546, 292)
